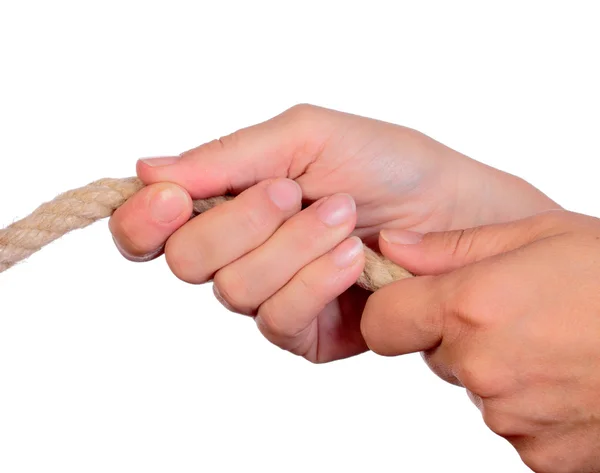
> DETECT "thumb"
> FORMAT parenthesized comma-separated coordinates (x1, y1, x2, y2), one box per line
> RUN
(379, 211, 566, 275)
(361, 274, 450, 356)
(135, 105, 335, 199)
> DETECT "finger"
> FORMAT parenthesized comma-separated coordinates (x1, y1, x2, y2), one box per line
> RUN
(108, 182, 192, 261)
(361, 275, 446, 356)
(136, 104, 338, 199)
(165, 178, 302, 284)
(254, 236, 365, 357)
(378, 210, 570, 275)
(212, 193, 356, 314)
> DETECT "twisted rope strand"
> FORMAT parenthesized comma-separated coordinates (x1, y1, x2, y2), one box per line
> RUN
(0, 177, 413, 290)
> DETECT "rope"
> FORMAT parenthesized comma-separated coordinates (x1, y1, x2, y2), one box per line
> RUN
(0, 178, 413, 291)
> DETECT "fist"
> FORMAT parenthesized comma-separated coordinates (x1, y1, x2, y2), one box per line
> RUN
(362, 210, 600, 472)
(109, 104, 558, 363)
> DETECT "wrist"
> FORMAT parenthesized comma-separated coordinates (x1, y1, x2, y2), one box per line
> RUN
(455, 158, 561, 228)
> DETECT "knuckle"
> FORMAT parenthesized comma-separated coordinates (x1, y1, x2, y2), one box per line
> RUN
(481, 408, 516, 437)
(180, 131, 240, 159)
(294, 271, 315, 295)
(447, 279, 475, 316)
(164, 235, 207, 284)
(216, 131, 238, 150)
(445, 276, 493, 328)
(275, 104, 329, 174)
(284, 103, 318, 120)
(212, 268, 252, 314)
(519, 449, 550, 473)
(164, 237, 191, 282)
(213, 129, 246, 154)
(257, 304, 299, 340)
(240, 205, 273, 236)
(456, 358, 503, 398)
(108, 213, 145, 257)
(529, 209, 572, 236)
(292, 229, 320, 255)
(290, 207, 339, 252)
(272, 221, 319, 259)
(442, 227, 480, 260)
(519, 446, 574, 473)
(410, 276, 445, 336)
(529, 210, 600, 243)
(107, 213, 122, 239)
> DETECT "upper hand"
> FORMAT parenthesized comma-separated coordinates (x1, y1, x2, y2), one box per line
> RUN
(109, 104, 558, 363)
(362, 210, 600, 472)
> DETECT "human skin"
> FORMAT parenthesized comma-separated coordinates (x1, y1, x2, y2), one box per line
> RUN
(109, 104, 558, 362)
(362, 210, 600, 473)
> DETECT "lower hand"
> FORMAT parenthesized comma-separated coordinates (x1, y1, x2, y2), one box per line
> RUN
(362, 210, 600, 472)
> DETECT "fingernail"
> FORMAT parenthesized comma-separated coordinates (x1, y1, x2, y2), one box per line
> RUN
(316, 194, 356, 227)
(140, 156, 181, 167)
(333, 236, 364, 268)
(149, 186, 189, 224)
(266, 179, 302, 211)
(380, 229, 423, 245)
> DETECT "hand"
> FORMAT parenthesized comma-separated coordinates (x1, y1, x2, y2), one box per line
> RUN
(361, 210, 600, 472)
(109, 104, 558, 363)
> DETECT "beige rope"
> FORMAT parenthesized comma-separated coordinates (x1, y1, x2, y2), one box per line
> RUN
(0, 177, 413, 291)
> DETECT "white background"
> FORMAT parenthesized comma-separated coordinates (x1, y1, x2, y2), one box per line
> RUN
(1, 1, 599, 472)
